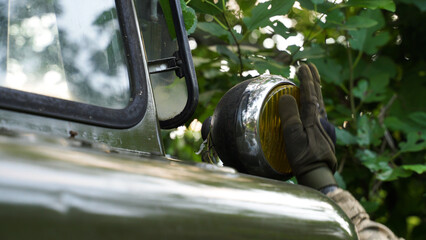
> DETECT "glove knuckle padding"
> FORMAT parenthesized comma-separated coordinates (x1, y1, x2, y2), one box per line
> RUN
(308, 63, 328, 120)
(298, 65, 314, 105)
(308, 64, 323, 100)
(298, 65, 320, 127)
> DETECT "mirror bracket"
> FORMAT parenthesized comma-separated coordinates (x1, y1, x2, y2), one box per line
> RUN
(148, 51, 184, 78)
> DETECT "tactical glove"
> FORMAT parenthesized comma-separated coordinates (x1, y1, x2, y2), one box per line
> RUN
(278, 63, 337, 190)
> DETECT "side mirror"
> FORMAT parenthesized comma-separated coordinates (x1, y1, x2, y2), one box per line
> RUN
(136, 0, 198, 129)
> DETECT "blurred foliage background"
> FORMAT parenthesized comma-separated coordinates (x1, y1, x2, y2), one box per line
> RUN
(162, 0, 426, 239)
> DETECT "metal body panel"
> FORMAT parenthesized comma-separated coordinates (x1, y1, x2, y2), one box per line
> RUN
(0, 77, 163, 155)
(0, 133, 357, 240)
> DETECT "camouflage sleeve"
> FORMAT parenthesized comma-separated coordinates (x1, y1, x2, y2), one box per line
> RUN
(326, 188, 403, 240)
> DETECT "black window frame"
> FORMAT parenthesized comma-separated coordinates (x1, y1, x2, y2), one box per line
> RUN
(0, 0, 147, 129)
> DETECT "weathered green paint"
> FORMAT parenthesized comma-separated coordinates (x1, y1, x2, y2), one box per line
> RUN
(0, 132, 357, 239)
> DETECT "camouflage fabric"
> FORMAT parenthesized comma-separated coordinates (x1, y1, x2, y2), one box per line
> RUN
(327, 188, 403, 240)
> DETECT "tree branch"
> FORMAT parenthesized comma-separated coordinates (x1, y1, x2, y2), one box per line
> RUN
(378, 94, 398, 152)
(338, 155, 346, 173)
(346, 34, 356, 122)
(369, 178, 383, 198)
(222, 13, 244, 78)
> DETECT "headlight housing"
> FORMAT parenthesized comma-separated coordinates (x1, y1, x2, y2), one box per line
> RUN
(208, 75, 299, 180)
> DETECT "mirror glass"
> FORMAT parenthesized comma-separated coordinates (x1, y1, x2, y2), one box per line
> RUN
(134, 0, 188, 121)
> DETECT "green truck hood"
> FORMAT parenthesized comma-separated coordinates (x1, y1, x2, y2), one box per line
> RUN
(0, 132, 357, 240)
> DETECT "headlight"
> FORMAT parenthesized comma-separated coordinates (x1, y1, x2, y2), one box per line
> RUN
(207, 75, 299, 180)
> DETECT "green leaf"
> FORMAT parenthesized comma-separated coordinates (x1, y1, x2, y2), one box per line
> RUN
(243, 0, 295, 31)
(364, 73, 390, 103)
(357, 116, 371, 146)
(357, 149, 390, 172)
(197, 22, 228, 36)
(399, 0, 426, 11)
(356, 150, 412, 181)
(188, 0, 223, 16)
(415, 2, 426, 12)
(181, 1, 198, 34)
(357, 115, 384, 146)
(252, 58, 290, 77)
(384, 116, 420, 133)
(402, 164, 426, 174)
(297, 0, 334, 13)
(293, 44, 326, 60)
(377, 167, 412, 181)
(334, 172, 347, 189)
(349, 57, 395, 102)
(364, 31, 390, 54)
(353, 79, 369, 101)
(356, 56, 397, 79)
(202, 68, 224, 79)
(342, 16, 378, 30)
(197, 22, 233, 43)
(347, 0, 396, 12)
(327, 9, 345, 23)
(321, 9, 345, 29)
(400, 0, 426, 11)
(336, 127, 357, 145)
(311, 0, 325, 4)
(159, 0, 197, 38)
(236, 0, 257, 14)
(216, 45, 239, 64)
(360, 200, 380, 213)
(389, 63, 426, 119)
(199, 90, 223, 106)
(287, 45, 300, 55)
(335, 104, 352, 116)
(310, 58, 343, 85)
(399, 132, 426, 153)
(349, 10, 391, 55)
(409, 112, 426, 128)
(272, 21, 296, 38)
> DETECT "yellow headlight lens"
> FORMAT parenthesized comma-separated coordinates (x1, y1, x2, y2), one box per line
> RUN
(259, 84, 300, 174)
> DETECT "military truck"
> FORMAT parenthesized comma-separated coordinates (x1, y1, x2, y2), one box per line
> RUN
(0, 0, 357, 239)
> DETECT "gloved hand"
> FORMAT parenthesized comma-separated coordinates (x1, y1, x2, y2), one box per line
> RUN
(278, 63, 337, 190)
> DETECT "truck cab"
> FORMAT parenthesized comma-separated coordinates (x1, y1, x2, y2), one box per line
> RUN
(0, 0, 357, 239)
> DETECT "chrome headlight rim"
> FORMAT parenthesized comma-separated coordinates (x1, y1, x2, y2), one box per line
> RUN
(237, 75, 295, 179)
(211, 74, 295, 180)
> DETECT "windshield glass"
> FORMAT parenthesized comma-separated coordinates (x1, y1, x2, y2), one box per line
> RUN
(0, 0, 130, 109)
